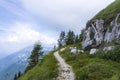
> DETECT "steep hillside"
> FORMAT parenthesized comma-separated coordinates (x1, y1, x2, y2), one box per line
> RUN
(18, 51, 58, 80)
(59, 45, 120, 80)
(19, 44, 120, 80)
(92, 0, 120, 25)
(0, 46, 52, 80)
(0, 46, 33, 80)
(82, 0, 120, 50)
(18, 0, 120, 80)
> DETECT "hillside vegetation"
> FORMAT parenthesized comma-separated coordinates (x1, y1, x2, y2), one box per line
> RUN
(59, 44, 120, 80)
(18, 0, 120, 80)
(89, 0, 120, 26)
(19, 45, 120, 80)
(18, 51, 58, 80)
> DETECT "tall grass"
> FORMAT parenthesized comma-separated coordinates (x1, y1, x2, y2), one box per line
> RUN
(88, 0, 120, 26)
(18, 51, 58, 80)
(59, 45, 120, 80)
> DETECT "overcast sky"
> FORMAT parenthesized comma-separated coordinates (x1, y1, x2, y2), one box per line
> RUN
(0, 0, 115, 58)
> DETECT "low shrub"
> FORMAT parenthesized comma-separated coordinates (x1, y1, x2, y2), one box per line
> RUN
(92, 46, 120, 62)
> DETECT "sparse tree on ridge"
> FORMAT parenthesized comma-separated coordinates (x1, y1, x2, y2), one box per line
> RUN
(66, 30, 75, 45)
(79, 29, 85, 42)
(14, 74, 17, 80)
(58, 31, 66, 47)
(18, 71, 21, 78)
(26, 41, 43, 71)
(75, 34, 79, 43)
(58, 30, 82, 46)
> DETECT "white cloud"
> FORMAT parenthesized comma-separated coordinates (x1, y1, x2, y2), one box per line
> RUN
(0, 0, 26, 18)
(21, 0, 115, 33)
(0, 0, 115, 58)
(5, 22, 56, 44)
(8, 34, 19, 42)
(0, 22, 57, 55)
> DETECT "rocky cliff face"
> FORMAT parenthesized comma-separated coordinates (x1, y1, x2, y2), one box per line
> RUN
(82, 13, 120, 50)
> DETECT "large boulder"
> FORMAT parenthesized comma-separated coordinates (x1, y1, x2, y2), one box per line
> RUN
(90, 48, 97, 54)
(70, 47, 84, 54)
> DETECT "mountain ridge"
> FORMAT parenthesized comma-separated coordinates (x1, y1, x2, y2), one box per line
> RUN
(0, 46, 33, 80)
(82, 0, 120, 51)
(18, 0, 120, 80)
(0, 45, 52, 80)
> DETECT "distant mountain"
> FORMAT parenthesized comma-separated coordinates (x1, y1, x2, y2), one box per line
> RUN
(0, 45, 52, 80)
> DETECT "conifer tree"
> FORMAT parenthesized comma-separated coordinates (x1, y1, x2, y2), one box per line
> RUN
(26, 42, 43, 71)
(79, 29, 85, 42)
(18, 71, 21, 78)
(75, 34, 79, 43)
(14, 74, 17, 80)
(58, 31, 66, 47)
(66, 30, 75, 45)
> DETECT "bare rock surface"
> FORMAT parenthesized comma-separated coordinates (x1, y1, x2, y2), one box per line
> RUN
(82, 13, 120, 50)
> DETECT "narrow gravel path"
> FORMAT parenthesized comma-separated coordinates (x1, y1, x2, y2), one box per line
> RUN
(54, 48, 75, 80)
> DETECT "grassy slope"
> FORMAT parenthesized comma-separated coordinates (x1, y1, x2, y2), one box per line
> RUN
(88, 0, 120, 26)
(18, 1, 120, 79)
(59, 45, 120, 80)
(18, 51, 58, 80)
(18, 44, 120, 80)
(61, 1, 120, 79)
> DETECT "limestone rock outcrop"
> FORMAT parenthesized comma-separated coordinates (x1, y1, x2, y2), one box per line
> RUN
(82, 13, 120, 50)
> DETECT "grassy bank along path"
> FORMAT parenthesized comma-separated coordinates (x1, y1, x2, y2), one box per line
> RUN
(54, 48, 75, 80)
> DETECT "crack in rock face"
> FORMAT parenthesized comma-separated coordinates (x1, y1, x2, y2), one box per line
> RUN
(82, 13, 120, 50)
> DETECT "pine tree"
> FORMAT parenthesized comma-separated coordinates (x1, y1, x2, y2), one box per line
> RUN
(26, 42, 43, 71)
(18, 71, 21, 78)
(58, 31, 66, 47)
(66, 30, 75, 45)
(75, 34, 79, 43)
(79, 29, 85, 42)
(14, 74, 17, 80)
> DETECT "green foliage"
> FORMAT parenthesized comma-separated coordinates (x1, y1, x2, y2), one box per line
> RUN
(79, 29, 85, 42)
(75, 34, 79, 43)
(14, 71, 22, 80)
(14, 74, 17, 80)
(26, 42, 43, 72)
(66, 30, 75, 45)
(58, 30, 82, 47)
(58, 31, 66, 47)
(78, 63, 114, 80)
(90, 0, 120, 26)
(74, 29, 85, 43)
(92, 46, 120, 62)
(18, 51, 58, 80)
(18, 71, 21, 78)
(59, 45, 120, 80)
